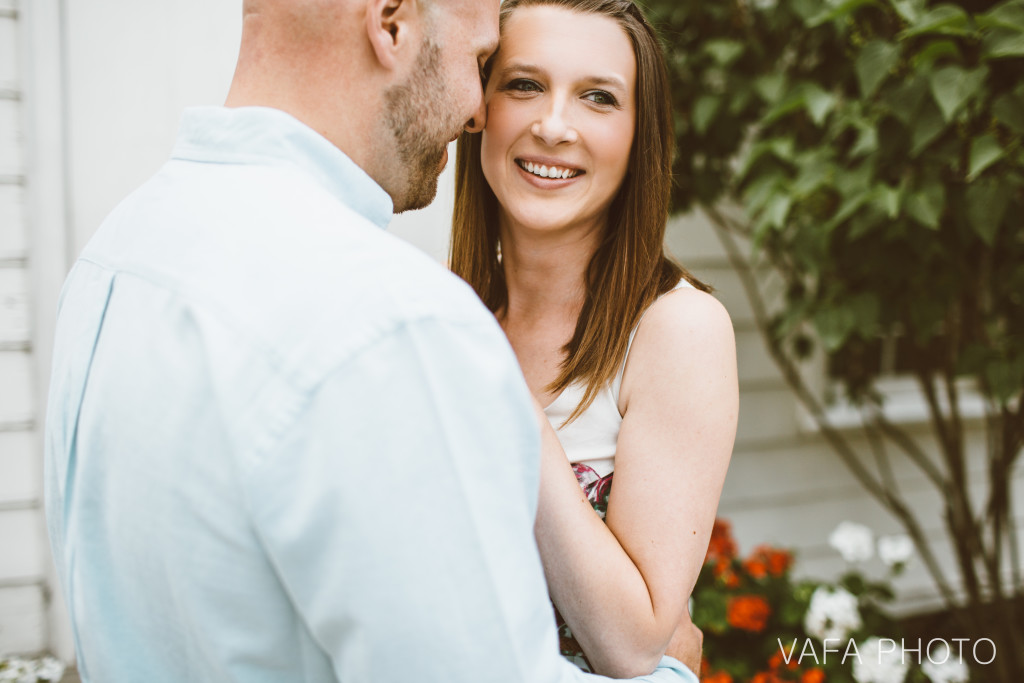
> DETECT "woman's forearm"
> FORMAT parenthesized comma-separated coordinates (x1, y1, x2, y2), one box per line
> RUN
(532, 407, 685, 677)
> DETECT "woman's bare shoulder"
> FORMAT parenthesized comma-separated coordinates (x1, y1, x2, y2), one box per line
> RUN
(619, 287, 736, 409)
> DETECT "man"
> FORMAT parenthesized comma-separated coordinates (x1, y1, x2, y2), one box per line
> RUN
(44, 1, 700, 680)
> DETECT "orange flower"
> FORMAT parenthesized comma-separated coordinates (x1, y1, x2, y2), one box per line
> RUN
(726, 594, 772, 632)
(745, 545, 792, 578)
(769, 645, 799, 671)
(766, 548, 792, 576)
(752, 672, 780, 683)
(703, 672, 733, 683)
(705, 518, 738, 563)
(744, 557, 768, 580)
(802, 668, 825, 683)
(712, 557, 741, 588)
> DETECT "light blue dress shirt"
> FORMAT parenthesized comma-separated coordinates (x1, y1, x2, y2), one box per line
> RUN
(44, 106, 698, 683)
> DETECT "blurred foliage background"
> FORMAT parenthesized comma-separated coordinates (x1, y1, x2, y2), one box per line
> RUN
(641, 0, 1024, 679)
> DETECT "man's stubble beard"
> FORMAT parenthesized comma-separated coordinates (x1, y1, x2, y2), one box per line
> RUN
(384, 38, 456, 213)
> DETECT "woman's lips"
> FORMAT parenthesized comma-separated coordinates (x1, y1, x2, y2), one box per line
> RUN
(514, 158, 585, 188)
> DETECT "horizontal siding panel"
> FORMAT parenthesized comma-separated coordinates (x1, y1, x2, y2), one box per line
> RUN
(0, 350, 33, 424)
(0, 585, 47, 656)
(0, 508, 45, 580)
(723, 429, 988, 507)
(0, 15, 16, 90)
(0, 266, 29, 343)
(735, 327, 784, 386)
(667, 209, 732, 264)
(0, 184, 26, 259)
(0, 99, 21, 175)
(0, 430, 36, 504)
(735, 385, 800, 444)
(720, 467, 1024, 558)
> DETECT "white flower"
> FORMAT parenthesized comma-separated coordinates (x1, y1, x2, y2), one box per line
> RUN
(804, 586, 863, 641)
(921, 642, 970, 683)
(853, 637, 910, 683)
(878, 535, 914, 567)
(0, 655, 66, 683)
(829, 521, 875, 563)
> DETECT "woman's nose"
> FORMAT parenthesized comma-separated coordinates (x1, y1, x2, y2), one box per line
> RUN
(531, 98, 578, 146)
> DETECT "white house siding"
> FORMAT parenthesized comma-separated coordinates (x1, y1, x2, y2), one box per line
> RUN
(666, 208, 1024, 615)
(0, 0, 50, 656)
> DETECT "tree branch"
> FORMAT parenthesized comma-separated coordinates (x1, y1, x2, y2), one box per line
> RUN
(705, 205, 966, 607)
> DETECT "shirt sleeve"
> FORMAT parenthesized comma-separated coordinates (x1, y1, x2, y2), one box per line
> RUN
(245, 315, 698, 683)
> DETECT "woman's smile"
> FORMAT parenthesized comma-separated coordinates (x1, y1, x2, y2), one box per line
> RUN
(514, 156, 586, 187)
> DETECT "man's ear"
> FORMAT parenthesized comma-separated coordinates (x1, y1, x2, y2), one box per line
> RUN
(365, 0, 418, 70)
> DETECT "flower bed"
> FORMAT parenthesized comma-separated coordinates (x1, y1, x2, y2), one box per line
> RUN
(693, 519, 971, 683)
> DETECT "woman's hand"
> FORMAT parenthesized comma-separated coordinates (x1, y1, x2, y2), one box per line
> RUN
(665, 610, 703, 676)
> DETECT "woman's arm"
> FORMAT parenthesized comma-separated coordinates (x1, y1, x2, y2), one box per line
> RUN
(533, 289, 738, 678)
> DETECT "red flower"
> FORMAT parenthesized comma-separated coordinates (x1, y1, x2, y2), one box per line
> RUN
(768, 649, 798, 671)
(801, 669, 825, 683)
(713, 557, 741, 588)
(703, 672, 733, 683)
(744, 557, 768, 580)
(705, 518, 738, 563)
(726, 594, 772, 632)
(745, 545, 792, 579)
(752, 672, 781, 683)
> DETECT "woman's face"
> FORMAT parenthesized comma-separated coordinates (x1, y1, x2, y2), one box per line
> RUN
(480, 5, 637, 237)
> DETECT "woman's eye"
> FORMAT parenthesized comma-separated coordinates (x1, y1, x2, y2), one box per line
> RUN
(505, 78, 542, 92)
(585, 90, 618, 107)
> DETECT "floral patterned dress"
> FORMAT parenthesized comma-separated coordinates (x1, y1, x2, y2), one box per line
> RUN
(554, 463, 615, 673)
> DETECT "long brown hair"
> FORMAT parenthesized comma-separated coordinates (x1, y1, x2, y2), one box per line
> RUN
(451, 0, 709, 423)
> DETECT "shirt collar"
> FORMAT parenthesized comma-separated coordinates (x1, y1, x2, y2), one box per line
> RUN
(172, 106, 394, 229)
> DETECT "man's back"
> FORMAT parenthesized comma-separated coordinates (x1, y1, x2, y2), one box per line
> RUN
(44, 107, 548, 681)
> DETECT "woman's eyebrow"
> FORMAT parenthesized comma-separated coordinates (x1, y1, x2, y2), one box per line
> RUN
(496, 63, 547, 78)
(497, 63, 628, 91)
(582, 75, 627, 91)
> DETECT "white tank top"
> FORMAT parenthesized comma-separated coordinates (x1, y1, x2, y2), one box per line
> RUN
(543, 280, 695, 476)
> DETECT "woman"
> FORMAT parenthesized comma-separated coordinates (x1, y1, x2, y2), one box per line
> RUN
(451, 0, 738, 677)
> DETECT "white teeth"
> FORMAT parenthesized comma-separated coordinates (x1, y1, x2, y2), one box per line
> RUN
(521, 161, 578, 179)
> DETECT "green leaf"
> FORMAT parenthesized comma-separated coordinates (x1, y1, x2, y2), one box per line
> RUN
(764, 194, 794, 230)
(890, 0, 926, 24)
(904, 180, 944, 229)
(792, 152, 834, 195)
(826, 191, 870, 231)
(910, 100, 947, 156)
(807, 0, 878, 27)
(850, 125, 879, 158)
(704, 39, 746, 66)
(803, 84, 838, 126)
(762, 91, 808, 126)
(737, 137, 796, 181)
(982, 30, 1024, 58)
(754, 73, 788, 104)
(872, 183, 902, 218)
(965, 181, 1012, 245)
(976, 0, 1024, 32)
(901, 4, 971, 38)
(968, 134, 1006, 180)
(929, 66, 988, 122)
(814, 305, 858, 351)
(994, 92, 1024, 134)
(692, 95, 720, 135)
(883, 73, 929, 126)
(742, 172, 787, 214)
(911, 40, 962, 69)
(856, 40, 901, 98)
